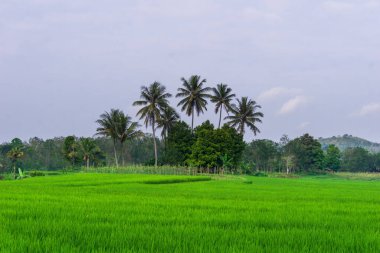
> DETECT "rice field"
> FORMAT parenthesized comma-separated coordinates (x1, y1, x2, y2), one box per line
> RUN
(1, 173, 380, 252)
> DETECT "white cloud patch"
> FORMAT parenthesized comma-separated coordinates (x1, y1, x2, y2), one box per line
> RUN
(279, 96, 309, 115)
(355, 103, 380, 116)
(258, 87, 300, 101)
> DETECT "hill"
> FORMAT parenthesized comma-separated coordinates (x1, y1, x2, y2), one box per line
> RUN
(318, 134, 380, 152)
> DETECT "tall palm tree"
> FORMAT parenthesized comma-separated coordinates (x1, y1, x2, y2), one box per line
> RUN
(210, 83, 236, 128)
(133, 82, 172, 167)
(157, 106, 179, 143)
(96, 109, 120, 167)
(176, 75, 211, 131)
(225, 97, 264, 135)
(115, 114, 143, 166)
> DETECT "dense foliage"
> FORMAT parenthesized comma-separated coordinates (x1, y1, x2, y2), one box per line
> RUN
(2, 131, 380, 174)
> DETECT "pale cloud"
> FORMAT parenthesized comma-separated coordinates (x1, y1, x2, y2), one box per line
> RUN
(279, 96, 309, 115)
(258, 87, 301, 101)
(355, 103, 380, 116)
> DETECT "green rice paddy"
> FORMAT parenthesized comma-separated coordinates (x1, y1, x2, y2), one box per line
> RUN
(1, 173, 380, 252)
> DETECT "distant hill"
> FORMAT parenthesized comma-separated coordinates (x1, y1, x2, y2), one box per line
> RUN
(318, 135, 380, 153)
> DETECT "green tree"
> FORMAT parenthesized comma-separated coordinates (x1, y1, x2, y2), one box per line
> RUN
(157, 106, 180, 145)
(63, 136, 80, 167)
(133, 82, 172, 167)
(7, 147, 24, 179)
(78, 138, 101, 170)
(163, 121, 194, 165)
(96, 109, 122, 167)
(187, 121, 219, 170)
(324, 145, 341, 171)
(243, 139, 280, 172)
(342, 147, 370, 172)
(285, 134, 324, 171)
(176, 75, 211, 131)
(114, 113, 143, 166)
(225, 97, 264, 135)
(210, 83, 235, 128)
(187, 121, 244, 172)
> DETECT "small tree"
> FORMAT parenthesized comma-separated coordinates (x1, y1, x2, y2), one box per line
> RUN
(7, 147, 24, 179)
(63, 136, 80, 167)
(324, 145, 341, 172)
(79, 138, 100, 170)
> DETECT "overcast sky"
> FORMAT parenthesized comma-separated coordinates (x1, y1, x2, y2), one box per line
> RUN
(1, 0, 379, 143)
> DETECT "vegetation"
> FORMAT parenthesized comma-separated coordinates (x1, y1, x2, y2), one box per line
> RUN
(209, 83, 235, 128)
(1, 173, 380, 252)
(176, 75, 211, 131)
(1, 75, 380, 175)
(225, 97, 263, 135)
(133, 82, 172, 167)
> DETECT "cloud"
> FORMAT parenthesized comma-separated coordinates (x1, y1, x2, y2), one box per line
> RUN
(279, 96, 309, 115)
(355, 103, 380, 116)
(258, 87, 300, 101)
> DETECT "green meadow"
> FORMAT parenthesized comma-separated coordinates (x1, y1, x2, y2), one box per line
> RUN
(1, 173, 380, 252)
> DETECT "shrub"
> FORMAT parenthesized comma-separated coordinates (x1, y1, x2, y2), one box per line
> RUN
(29, 171, 45, 177)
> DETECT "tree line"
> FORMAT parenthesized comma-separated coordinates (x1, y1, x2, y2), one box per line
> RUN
(1, 75, 379, 175)
(1, 133, 380, 175)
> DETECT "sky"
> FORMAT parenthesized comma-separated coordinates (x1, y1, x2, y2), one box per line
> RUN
(0, 0, 379, 143)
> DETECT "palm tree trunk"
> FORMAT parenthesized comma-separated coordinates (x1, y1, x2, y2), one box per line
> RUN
(113, 140, 119, 168)
(191, 110, 194, 132)
(13, 164, 16, 179)
(121, 143, 125, 167)
(218, 108, 222, 129)
(152, 121, 158, 168)
(86, 157, 90, 170)
(240, 124, 244, 135)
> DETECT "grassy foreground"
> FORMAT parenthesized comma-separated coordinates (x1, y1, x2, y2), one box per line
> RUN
(1, 173, 380, 252)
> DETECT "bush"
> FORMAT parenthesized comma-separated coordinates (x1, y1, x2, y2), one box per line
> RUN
(253, 172, 268, 177)
(28, 171, 45, 177)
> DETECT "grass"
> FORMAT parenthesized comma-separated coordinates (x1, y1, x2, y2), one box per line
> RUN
(1, 173, 380, 252)
(84, 165, 198, 175)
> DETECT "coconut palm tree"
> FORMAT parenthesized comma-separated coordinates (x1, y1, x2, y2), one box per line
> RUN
(210, 83, 236, 128)
(96, 109, 142, 167)
(176, 75, 211, 131)
(133, 82, 172, 167)
(78, 137, 99, 170)
(115, 114, 143, 166)
(157, 106, 179, 143)
(95, 109, 121, 167)
(225, 97, 264, 135)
